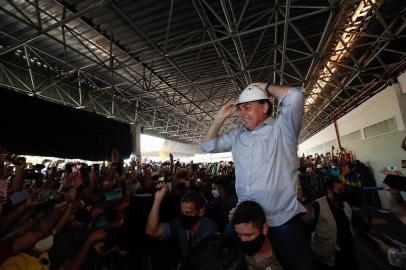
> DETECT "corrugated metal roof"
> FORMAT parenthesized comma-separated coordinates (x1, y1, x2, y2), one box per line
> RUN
(0, 0, 405, 143)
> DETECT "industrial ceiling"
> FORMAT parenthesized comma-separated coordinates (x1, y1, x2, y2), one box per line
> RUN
(0, 0, 405, 144)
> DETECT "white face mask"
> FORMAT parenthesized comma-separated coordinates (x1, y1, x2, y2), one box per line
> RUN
(212, 189, 220, 198)
(33, 234, 54, 253)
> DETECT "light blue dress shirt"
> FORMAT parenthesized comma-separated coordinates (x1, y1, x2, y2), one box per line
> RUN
(200, 87, 305, 226)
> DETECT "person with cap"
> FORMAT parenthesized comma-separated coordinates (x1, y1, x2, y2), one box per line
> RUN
(200, 82, 318, 270)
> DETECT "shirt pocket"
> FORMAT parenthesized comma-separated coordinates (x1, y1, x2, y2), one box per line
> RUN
(256, 137, 275, 163)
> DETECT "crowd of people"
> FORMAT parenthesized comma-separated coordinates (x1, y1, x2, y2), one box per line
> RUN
(0, 82, 405, 270)
(0, 148, 376, 270)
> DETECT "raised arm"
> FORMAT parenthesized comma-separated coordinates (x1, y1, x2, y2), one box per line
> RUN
(252, 82, 304, 140)
(204, 101, 236, 141)
(12, 206, 64, 255)
(145, 182, 168, 239)
(382, 182, 406, 225)
(60, 229, 107, 270)
(201, 102, 237, 153)
(252, 82, 290, 98)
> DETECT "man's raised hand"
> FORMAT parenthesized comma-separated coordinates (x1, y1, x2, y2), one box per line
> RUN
(216, 101, 237, 120)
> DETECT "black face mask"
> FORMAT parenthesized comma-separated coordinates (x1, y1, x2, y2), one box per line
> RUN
(239, 233, 265, 256)
(333, 192, 346, 203)
(180, 214, 200, 230)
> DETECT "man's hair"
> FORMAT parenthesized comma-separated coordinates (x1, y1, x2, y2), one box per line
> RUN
(181, 233, 247, 270)
(258, 99, 273, 116)
(232, 201, 266, 229)
(181, 191, 206, 211)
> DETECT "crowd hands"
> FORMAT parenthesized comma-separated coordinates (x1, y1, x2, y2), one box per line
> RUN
(0, 147, 138, 270)
(0, 146, 238, 270)
(0, 142, 405, 270)
(297, 146, 371, 206)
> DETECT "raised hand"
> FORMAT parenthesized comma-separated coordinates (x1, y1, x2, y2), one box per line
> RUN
(216, 101, 237, 120)
(154, 182, 168, 202)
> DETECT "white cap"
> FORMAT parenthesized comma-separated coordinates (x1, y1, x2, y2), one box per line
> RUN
(237, 84, 270, 104)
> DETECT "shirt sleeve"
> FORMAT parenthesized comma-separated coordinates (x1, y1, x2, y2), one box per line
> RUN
(275, 87, 304, 142)
(200, 129, 236, 153)
(161, 222, 171, 240)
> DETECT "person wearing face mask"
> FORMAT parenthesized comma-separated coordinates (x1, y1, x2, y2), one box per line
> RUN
(232, 201, 283, 270)
(308, 177, 363, 270)
(146, 182, 218, 261)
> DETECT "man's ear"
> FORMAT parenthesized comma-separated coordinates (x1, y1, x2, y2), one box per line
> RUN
(262, 102, 269, 115)
(262, 223, 269, 236)
(198, 207, 205, 217)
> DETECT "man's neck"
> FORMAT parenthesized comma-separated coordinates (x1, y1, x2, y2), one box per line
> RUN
(254, 236, 272, 262)
(190, 219, 201, 237)
(327, 194, 342, 209)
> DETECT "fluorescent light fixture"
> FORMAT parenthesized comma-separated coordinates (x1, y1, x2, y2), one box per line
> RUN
(304, 0, 378, 111)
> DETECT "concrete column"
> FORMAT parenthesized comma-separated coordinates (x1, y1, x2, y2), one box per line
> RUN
(130, 122, 142, 161)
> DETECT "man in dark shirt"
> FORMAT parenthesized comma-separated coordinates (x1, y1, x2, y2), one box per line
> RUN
(145, 183, 218, 261)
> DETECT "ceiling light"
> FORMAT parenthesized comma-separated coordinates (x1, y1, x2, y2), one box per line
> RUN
(304, 0, 379, 107)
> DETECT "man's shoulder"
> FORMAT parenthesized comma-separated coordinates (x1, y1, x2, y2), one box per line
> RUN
(200, 217, 219, 232)
(165, 217, 182, 233)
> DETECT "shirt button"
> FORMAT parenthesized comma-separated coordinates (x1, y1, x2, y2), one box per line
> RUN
(249, 156, 252, 160)
(249, 143, 253, 146)
(247, 172, 250, 175)
(246, 185, 250, 189)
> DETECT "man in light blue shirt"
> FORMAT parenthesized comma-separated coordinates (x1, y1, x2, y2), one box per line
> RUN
(201, 82, 318, 270)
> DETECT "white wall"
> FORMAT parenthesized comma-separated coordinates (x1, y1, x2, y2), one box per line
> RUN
(299, 83, 406, 155)
(299, 82, 406, 175)
(299, 77, 406, 208)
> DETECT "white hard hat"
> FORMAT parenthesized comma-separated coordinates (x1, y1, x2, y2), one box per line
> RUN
(237, 84, 269, 104)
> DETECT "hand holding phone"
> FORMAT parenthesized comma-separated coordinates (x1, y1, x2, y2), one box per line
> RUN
(383, 174, 406, 192)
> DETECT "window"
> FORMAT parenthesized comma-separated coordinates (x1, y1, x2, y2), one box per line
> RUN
(363, 118, 397, 139)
